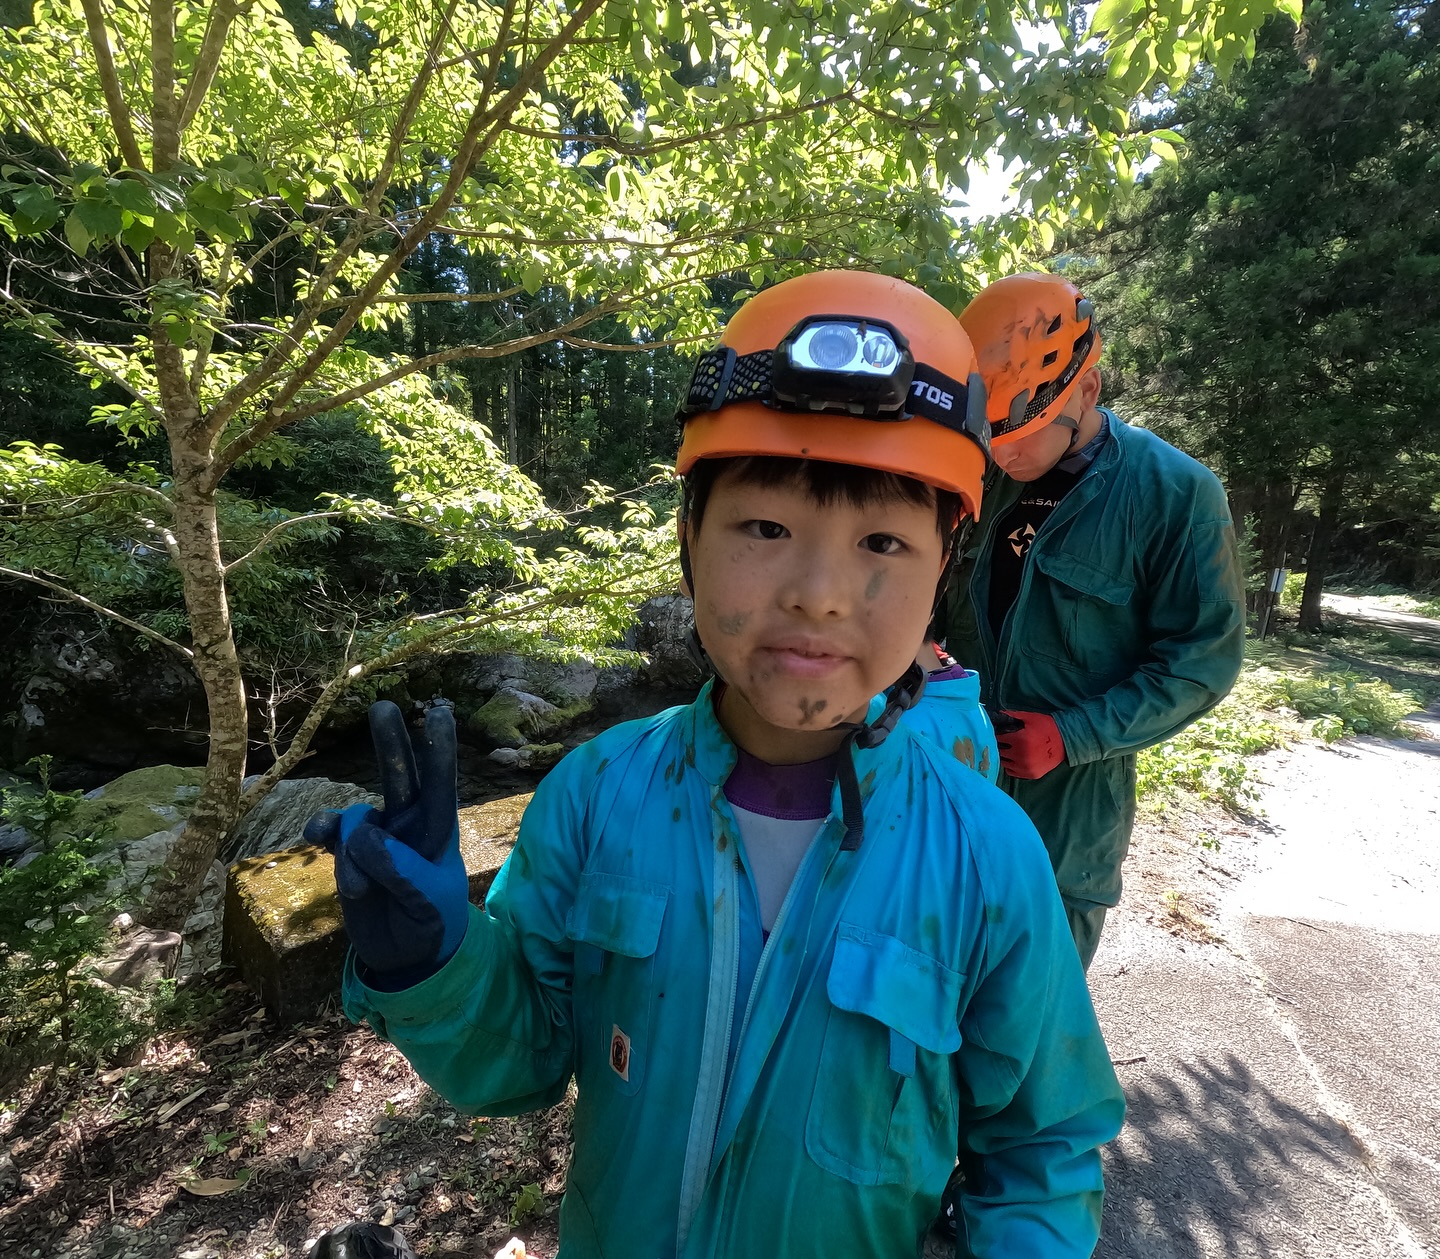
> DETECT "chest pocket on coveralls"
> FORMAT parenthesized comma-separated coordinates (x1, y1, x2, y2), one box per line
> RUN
(565, 871, 668, 1097)
(806, 924, 963, 1186)
(1030, 549, 1135, 678)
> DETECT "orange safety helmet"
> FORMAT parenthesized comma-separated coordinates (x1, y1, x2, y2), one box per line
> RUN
(958, 272, 1102, 446)
(676, 270, 989, 521)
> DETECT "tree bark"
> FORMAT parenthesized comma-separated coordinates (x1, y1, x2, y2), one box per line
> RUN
(1298, 471, 1344, 632)
(142, 245, 251, 930)
(144, 457, 250, 930)
(507, 357, 520, 464)
(1246, 477, 1294, 625)
(1228, 475, 1291, 625)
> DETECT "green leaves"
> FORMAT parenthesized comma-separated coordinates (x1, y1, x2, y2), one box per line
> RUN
(9, 182, 60, 232)
(0, 0, 1311, 756)
(107, 177, 157, 218)
(1089, 0, 1144, 38)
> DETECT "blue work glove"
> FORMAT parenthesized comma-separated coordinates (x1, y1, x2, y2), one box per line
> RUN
(304, 700, 468, 989)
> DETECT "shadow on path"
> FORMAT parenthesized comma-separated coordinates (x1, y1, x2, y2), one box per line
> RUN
(1099, 1053, 1372, 1259)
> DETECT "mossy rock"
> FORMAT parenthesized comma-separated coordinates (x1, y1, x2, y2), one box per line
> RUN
(525, 742, 566, 769)
(66, 764, 205, 845)
(469, 687, 594, 748)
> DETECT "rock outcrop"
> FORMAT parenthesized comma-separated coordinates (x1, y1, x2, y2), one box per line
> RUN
(3, 596, 706, 784)
(225, 776, 380, 863)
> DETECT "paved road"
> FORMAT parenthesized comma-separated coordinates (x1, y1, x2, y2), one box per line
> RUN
(1090, 724, 1440, 1258)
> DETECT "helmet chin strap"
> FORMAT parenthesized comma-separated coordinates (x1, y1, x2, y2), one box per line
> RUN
(1053, 410, 1082, 455)
(830, 661, 927, 851)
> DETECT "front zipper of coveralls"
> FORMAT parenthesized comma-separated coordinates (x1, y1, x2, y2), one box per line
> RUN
(675, 798, 740, 1256)
(678, 791, 841, 1252)
(677, 811, 846, 1259)
(723, 816, 840, 1106)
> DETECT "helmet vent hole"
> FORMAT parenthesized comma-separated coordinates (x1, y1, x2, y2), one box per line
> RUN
(1046, 314, 1063, 335)
(1042, 350, 1058, 367)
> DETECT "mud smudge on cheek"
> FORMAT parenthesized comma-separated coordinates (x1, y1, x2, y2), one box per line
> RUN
(797, 696, 828, 725)
(865, 570, 886, 601)
(716, 612, 748, 636)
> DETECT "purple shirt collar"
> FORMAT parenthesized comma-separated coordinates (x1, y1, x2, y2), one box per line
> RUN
(723, 747, 836, 821)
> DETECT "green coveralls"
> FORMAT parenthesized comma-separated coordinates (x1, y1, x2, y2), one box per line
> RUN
(944, 410, 1245, 967)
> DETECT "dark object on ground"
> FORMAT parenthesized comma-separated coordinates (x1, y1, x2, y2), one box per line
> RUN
(310, 1222, 417, 1258)
(0, 1151, 19, 1203)
(90, 921, 183, 988)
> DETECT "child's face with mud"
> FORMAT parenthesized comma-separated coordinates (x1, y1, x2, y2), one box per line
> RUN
(686, 463, 947, 763)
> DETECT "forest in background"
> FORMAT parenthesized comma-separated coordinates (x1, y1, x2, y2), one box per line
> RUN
(1084, 0, 1440, 625)
(6, 0, 1434, 664)
(2, 0, 1435, 921)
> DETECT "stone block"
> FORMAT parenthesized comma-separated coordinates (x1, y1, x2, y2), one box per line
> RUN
(223, 792, 532, 1023)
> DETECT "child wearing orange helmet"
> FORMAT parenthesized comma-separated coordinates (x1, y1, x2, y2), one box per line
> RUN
(323, 271, 1124, 1259)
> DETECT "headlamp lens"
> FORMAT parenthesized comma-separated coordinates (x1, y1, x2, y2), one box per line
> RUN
(862, 334, 899, 370)
(790, 321, 901, 378)
(807, 324, 859, 370)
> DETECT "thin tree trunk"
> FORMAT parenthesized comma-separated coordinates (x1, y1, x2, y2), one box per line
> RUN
(1298, 472, 1344, 632)
(1248, 478, 1293, 624)
(507, 358, 520, 464)
(143, 255, 251, 929)
(147, 462, 249, 929)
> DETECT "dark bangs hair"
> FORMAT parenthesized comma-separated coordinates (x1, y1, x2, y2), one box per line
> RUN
(684, 455, 960, 544)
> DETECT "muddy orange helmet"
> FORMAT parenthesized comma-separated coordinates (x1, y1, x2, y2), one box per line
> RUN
(676, 270, 989, 520)
(958, 272, 1102, 446)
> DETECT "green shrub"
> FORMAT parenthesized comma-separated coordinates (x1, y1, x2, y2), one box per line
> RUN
(1279, 672, 1418, 738)
(1137, 708, 1285, 811)
(0, 759, 148, 1092)
(1138, 657, 1422, 813)
(1279, 570, 1306, 608)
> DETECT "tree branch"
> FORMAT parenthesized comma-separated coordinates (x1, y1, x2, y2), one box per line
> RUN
(266, 301, 619, 429)
(239, 563, 672, 809)
(79, 0, 148, 169)
(561, 331, 711, 352)
(362, 0, 462, 217)
(0, 483, 176, 518)
(224, 510, 349, 575)
(202, 5, 520, 439)
(432, 203, 877, 253)
(177, 0, 243, 133)
(314, 285, 526, 311)
(0, 565, 194, 660)
(211, 0, 607, 478)
(0, 287, 167, 423)
(501, 88, 854, 158)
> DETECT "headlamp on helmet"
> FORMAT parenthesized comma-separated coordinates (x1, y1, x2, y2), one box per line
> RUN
(674, 269, 992, 508)
(772, 316, 916, 416)
(679, 316, 988, 457)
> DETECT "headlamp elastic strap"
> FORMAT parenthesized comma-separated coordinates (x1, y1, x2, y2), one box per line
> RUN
(679, 348, 989, 457)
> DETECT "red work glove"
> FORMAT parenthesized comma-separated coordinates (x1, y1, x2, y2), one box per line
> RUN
(996, 711, 1065, 779)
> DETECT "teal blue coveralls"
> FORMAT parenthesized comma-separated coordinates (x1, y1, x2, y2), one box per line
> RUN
(900, 667, 1000, 783)
(345, 681, 1124, 1257)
